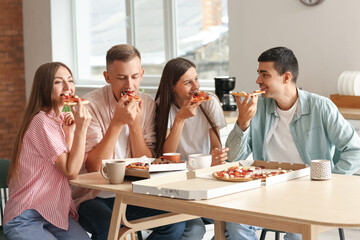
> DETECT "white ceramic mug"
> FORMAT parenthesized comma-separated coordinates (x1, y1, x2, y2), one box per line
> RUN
(187, 154, 212, 170)
(100, 160, 126, 184)
(310, 159, 331, 180)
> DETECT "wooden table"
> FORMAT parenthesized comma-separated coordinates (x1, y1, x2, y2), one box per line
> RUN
(70, 173, 360, 240)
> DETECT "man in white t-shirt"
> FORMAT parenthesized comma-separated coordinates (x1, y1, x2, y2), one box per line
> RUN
(225, 46, 360, 240)
(71, 44, 185, 240)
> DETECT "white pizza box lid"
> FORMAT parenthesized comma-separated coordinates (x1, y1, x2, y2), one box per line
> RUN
(102, 157, 187, 179)
(249, 160, 310, 186)
(132, 163, 261, 200)
(132, 161, 310, 200)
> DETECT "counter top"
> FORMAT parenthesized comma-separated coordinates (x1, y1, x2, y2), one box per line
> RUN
(223, 111, 238, 124)
(223, 108, 360, 124)
(338, 108, 360, 120)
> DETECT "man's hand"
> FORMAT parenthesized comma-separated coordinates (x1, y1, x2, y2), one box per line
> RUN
(235, 94, 258, 131)
(211, 147, 229, 166)
(127, 100, 143, 129)
(113, 97, 139, 126)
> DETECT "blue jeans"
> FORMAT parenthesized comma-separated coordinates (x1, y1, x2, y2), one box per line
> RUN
(78, 197, 185, 240)
(226, 223, 302, 240)
(179, 218, 206, 240)
(4, 209, 90, 240)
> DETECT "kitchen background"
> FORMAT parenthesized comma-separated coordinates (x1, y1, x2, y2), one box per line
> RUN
(1, 0, 360, 159)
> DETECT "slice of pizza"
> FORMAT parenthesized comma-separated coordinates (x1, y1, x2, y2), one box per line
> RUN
(212, 166, 255, 182)
(232, 90, 265, 97)
(191, 91, 211, 103)
(121, 91, 141, 103)
(126, 162, 149, 170)
(62, 93, 89, 105)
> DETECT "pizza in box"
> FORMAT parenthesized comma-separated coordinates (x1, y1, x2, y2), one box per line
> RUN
(212, 165, 292, 182)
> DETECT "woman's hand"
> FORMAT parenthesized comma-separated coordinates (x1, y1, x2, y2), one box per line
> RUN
(63, 112, 75, 136)
(211, 147, 229, 166)
(176, 98, 203, 121)
(70, 100, 92, 131)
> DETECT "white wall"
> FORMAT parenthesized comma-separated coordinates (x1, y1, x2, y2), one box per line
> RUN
(22, 0, 74, 100)
(22, 0, 52, 99)
(228, 0, 360, 97)
(23, 1, 360, 99)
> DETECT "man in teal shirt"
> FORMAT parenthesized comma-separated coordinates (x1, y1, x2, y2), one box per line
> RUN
(225, 46, 360, 240)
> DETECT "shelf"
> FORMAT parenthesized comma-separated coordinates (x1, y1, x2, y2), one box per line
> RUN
(330, 94, 360, 109)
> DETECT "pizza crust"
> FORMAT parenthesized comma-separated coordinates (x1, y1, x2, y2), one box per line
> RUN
(63, 100, 90, 106)
(232, 90, 265, 97)
(212, 166, 290, 182)
(212, 172, 254, 182)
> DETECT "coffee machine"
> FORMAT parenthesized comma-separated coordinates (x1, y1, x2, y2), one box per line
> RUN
(214, 76, 237, 111)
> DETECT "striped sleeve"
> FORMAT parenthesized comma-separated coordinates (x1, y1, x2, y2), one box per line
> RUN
(28, 113, 68, 164)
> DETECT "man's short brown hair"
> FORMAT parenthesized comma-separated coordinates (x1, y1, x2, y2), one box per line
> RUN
(106, 44, 141, 69)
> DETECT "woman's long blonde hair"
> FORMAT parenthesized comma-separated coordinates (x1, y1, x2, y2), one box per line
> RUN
(8, 62, 72, 182)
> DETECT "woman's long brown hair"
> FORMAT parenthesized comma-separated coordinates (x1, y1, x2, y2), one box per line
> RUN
(8, 62, 72, 183)
(154, 57, 220, 158)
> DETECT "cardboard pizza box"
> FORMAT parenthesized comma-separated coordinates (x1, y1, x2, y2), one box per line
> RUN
(250, 160, 310, 186)
(102, 158, 187, 179)
(132, 163, 262, 200)
(132, 160, 310, 200)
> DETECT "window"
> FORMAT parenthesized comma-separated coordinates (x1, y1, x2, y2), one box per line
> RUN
(73, 0, 229, 90)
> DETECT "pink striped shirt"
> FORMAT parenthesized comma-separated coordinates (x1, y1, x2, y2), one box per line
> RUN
(4, 111, 78, 230)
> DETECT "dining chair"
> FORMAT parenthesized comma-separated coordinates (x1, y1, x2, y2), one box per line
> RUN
(259, 228, 345, 240)
(0, 159, 10, 240)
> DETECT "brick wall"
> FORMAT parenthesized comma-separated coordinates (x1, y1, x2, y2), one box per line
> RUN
(0, 0, 25, 159)
(202, 0, 222, 31)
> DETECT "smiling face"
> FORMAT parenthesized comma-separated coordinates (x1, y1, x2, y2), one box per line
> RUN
(173, 67, 199, 107)
(52, 66, 74, 110)
(256, 61, 289, 99)
(103, 57, 144, 101)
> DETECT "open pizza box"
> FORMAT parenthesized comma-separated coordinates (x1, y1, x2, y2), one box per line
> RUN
(132, 160, 310, 200)
(103, 158, 187, 179)
(236, 160, 310, 186)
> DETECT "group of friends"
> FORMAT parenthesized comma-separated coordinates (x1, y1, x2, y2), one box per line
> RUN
(3, 44, 360, 240)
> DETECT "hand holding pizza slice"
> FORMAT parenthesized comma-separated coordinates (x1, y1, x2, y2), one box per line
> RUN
(232, 90, 265, 97)
(62, 93, 89, 105)
(121, 91, 141, 104)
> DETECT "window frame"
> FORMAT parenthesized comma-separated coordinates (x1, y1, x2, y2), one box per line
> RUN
(72, 0, 224, 90)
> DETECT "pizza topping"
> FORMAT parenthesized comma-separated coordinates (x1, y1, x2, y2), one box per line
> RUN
(191, 91, 211, 103)
(121, 91, 141, 103)
(212, 166, 290, 182)
(126, 159, 177, 170)
(62, 93, 89, 105)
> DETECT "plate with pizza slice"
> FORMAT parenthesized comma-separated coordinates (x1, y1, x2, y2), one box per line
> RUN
(121, 91, 141, 103)
(191, 91, 211, 103)
(232, 90, 265, 97)
(62, 93, 89, 105)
